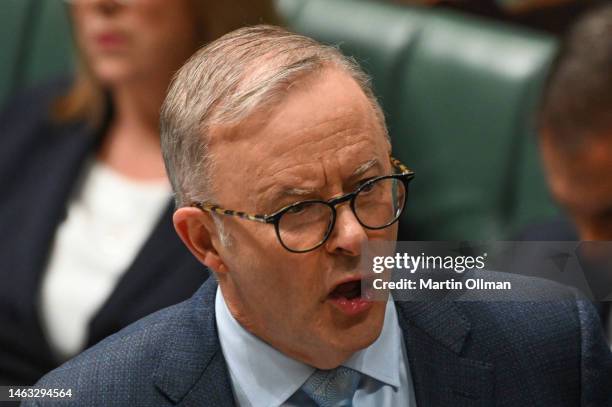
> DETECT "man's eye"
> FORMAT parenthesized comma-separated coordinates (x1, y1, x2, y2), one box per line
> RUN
(362, 183, 375, 192)
(286, 204, 306, 214)
(359, 179, 377, 193)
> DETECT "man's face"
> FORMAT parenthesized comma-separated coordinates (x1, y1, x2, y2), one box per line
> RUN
(541, 129, 612, 240)
(209, 68, 395, 368)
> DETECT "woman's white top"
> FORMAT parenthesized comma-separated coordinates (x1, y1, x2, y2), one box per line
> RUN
(39, 159, 171, 360)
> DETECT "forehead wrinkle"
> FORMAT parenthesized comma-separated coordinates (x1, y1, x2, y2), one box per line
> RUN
(267, 104, 377, 157)
(261, 184, 319, 204)
(274, 129, 372, 173)
(283, 186, 318, 197)
(351, 158, 380, 178)
(262, 156, 382, 202)
(261, 140, 380, 189)
(249, 163, 324, 209)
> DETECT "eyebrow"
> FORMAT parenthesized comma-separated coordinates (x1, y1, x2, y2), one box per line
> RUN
(262, 186, 319, 209)
(282, 186, 318, 197)
(351, 158, 380, 178)
(265, 158, 383, 206)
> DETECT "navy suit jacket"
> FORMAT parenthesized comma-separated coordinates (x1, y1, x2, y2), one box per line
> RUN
(0, 79, 209, 386)
(26, 276, 612, 406)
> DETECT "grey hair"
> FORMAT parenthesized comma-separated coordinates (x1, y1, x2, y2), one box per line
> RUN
(160, 25, 387, 208)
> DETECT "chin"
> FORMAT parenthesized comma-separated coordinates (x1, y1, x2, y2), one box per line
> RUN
(282, 303, 387, 370)
(345, 315, 385, 351)
(314, 329, 383, 370)
(91, 61, 138, 86)
(324, 301, 387, 363)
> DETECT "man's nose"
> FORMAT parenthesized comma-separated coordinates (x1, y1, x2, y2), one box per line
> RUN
(325, 204, 368, 256)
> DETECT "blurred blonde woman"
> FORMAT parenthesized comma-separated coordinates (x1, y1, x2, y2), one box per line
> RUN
(0, 0, 279, 385)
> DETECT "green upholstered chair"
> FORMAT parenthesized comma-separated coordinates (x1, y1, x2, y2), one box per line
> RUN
(278, 0, 561, 240)
(0, 0, 560, 240)
(0, 0, 33, 105)
(0, 0, 73, 108)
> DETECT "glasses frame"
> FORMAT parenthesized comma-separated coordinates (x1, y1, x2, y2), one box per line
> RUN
(191, 156, 415, 253)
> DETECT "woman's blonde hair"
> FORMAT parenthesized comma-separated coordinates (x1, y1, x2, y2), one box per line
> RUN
(53, 0, 281, 126)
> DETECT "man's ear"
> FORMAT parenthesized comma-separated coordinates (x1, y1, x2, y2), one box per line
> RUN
(173, 207, 228, 274)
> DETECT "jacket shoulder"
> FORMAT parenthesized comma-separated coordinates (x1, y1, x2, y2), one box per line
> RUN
(0, 77, 72, 132)
(455, 272, 587, 349)
(28, 280, 221, 407)
(455, 275, 611, 404)
(397, 272, 611, 404)
(29, 299, 191, 407)
(0, 77, 78, 184)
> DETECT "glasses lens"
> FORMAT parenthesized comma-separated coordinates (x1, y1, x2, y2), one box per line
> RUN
(277, 202, 334, 252)
(354, 177, 406, 228)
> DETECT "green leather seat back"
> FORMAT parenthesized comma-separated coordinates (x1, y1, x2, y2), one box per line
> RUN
(0, 0, 559, 240)
(0, 0, 73, 108)
(278, 0, 560, 240)
(277, 0, 425, 111)
(23, 0, 74, 88)
(0, 0, 35, 105)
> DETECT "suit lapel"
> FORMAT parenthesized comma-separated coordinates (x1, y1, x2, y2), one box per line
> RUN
(396, 301, 495, 406)
(178, 350, 236, 407)
(153, 279, 235, 406)
(0, 116, 100, 374)
(8, 119, 100, 325)
(86, 201, 192, 342)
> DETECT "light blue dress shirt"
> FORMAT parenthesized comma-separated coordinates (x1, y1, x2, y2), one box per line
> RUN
(215, 288, 417, 407)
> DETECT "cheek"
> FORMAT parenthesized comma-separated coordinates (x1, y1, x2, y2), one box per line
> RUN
(69, 5, 88, 31)
(70, 10, 96, 58)
(256, 252, 324, 301)
(367, 222, 398, 242)
(387, 222, 399, 239)
(232, 239, 325, 310)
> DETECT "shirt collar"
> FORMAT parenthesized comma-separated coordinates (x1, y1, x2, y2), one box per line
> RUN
(342, 298, 402, 388)
(215, 288, 402, 407)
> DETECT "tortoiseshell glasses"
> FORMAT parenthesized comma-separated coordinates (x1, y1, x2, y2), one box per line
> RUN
(192, 156, 415, 253)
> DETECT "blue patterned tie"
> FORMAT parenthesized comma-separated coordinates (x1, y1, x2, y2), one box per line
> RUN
(301, 366, 361, 407)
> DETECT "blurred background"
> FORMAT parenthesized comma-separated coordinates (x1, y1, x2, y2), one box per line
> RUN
(0, 0, 603, 242)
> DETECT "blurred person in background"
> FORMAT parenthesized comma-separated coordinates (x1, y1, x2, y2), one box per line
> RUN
(525, 4, 612, 341)
(389, 0, 604, 35)
(0, 0, 278, 386)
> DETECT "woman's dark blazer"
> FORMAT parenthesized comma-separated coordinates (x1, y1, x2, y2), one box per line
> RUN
(0, 78, 209, 385)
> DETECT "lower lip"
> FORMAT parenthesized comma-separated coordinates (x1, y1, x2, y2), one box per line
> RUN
(328, 296, 373, 316)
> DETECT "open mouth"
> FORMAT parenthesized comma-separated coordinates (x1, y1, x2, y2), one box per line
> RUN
(328, 279, 372, 316)
(329, 280, 362, 300)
